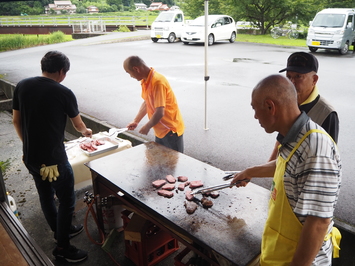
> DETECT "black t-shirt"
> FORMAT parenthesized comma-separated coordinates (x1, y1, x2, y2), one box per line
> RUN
(13, 76, 80, 166)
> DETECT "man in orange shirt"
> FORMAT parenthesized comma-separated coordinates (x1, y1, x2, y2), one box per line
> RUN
(124, 56, 185, 152)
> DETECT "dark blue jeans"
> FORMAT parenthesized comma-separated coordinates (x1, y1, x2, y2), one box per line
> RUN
(155, 131, 184, 153)
(26, 161, 75, 248)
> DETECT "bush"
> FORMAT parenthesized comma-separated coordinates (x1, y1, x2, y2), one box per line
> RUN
(0, 31, 71, 52)
(76, 6, 86, 14)
(0, 159, 11, 176)
(48, 31, 66, 43)
(116, 25, 130, 32)
(298, 28, 308, 40)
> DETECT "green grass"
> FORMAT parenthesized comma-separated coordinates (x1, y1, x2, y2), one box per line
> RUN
(236, 34, 307, 47)
(0, 32, 308, 53)
(0, 159, 10, 176)
(0, 12, 159, 26)
(0, 31, 73, 52)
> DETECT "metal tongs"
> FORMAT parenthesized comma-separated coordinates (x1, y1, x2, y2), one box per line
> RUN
(108, 127, 128, 138)
(191, 172, 249, 195)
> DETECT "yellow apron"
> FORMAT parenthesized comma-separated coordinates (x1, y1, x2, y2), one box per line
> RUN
(260, 129, 341, 265)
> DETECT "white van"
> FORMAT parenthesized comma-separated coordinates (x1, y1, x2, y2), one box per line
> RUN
(307, 8, 355, 54)
(150, 10, 185, 43)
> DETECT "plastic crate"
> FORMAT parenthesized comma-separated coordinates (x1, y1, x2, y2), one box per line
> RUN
(174, 247, 192, 266)
(174, 247, 212, 266)
(123, 212, 179, 266)
(121, 209, 133, 229)
(125, 237, 179, 266)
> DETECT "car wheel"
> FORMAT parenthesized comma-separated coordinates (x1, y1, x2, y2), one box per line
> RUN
(229, 32, 236, 43)
(208, 34, 214, 46)
(151, 38, 158, 42)
(309, 47, 318, 52)
(339, 42, 349, 55)
(183, 42, 189, 45)
(168, 33, 176, 43)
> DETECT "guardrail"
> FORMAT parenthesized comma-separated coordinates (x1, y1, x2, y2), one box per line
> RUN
(0, 15, 150, 28)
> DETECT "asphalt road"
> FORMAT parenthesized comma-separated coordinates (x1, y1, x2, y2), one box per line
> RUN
(1, 30, 354, 230)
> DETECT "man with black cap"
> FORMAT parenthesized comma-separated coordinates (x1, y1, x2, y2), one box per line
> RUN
(268, 52, 339, 161)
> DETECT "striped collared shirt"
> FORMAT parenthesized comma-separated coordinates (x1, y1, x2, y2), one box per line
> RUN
(277, 112, 342, 265)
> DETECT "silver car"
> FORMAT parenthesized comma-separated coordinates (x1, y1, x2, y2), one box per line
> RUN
(182, 15, 237, 45)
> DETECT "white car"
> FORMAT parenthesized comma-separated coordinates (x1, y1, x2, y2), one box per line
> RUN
(181, 15, 237, 45)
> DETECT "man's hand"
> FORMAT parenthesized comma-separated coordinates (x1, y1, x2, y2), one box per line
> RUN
(82, 128, 92, 138)
(40, 164, 59, 182)
(139, 124, 151, 135)
(230, 170, 252, 187)
(127, 121, 138, 131)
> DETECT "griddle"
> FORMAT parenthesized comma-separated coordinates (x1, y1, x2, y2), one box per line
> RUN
(86, 142, 269, 266)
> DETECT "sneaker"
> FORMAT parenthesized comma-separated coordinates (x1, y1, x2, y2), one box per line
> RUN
(69, 224, 84, 238)
(53, 245, 88, 263)
(54, 224, 84, 242)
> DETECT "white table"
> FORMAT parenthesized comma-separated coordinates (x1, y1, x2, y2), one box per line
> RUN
(65, 132, 132, 190)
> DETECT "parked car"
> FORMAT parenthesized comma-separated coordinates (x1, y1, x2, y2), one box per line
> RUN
(307, 8, 355, 55)
(150, 10, 185, 43)
(181, 15, 237, 45)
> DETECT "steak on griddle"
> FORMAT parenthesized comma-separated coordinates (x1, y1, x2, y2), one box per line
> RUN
(157, 190, 174, 198)
(166, 174, 176, 183)
(152, 179, 167, 188)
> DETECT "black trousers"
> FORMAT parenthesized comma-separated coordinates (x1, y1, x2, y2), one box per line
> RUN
(155, 131, 184, 153)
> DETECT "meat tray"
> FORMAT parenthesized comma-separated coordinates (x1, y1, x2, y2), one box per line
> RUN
(81, 137, 119, 157)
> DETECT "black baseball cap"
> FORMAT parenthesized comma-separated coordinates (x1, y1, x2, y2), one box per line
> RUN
(279, 52, 318, 74)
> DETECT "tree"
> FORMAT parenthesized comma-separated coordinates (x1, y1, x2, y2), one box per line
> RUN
(228, 0, 296, 34)
(325, 0, 355, 8)
(107, 0, 123, 7)
(181, 0, 345, 34)
(181, 0, 226, 19)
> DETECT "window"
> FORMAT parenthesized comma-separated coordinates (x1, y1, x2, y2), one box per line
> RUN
(175, 14, 183, 22)
(347, 15, 354, 29)
(224, 17, 231, 25)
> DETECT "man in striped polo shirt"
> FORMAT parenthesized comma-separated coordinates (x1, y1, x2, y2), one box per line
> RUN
(231, 74, 342, 265)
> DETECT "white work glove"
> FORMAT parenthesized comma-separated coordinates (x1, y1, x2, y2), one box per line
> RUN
(40, 164, 59, 182)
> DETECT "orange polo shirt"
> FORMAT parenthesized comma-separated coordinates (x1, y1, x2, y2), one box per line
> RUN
(141, 68, 184, 138)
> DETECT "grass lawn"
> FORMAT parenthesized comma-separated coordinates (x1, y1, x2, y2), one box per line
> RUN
(236, 34, 307, 47)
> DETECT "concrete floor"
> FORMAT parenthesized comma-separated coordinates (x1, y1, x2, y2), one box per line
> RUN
(0, 110, 186, 266)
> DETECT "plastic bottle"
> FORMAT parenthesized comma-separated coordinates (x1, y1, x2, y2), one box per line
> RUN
(6, 192, 18, 217)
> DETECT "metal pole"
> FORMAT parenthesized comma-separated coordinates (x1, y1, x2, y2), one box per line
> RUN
(204, 0, 209, 130)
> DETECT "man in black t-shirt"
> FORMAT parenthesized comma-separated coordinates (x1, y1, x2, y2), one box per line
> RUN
(13, 51, 91, 263)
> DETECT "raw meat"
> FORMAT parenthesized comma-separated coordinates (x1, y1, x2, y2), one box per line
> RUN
(177, 176, 188, 182)
(162, 183, 175, 191)
(152, 180, 167, 188)
(185, 190, 195, 201)
(189, 180, 204, 189)
(201, 197, 213, 208)
(80, 139, 105, 152)
(92, 139, 105, 146)
(80, 142, 97, 152)
(157, 190, 174, 198)
(184, 201, 198, 214)
(178, 182, 190, 191)
(178, 183, 186, 191)
(166, 174, 176, 183)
